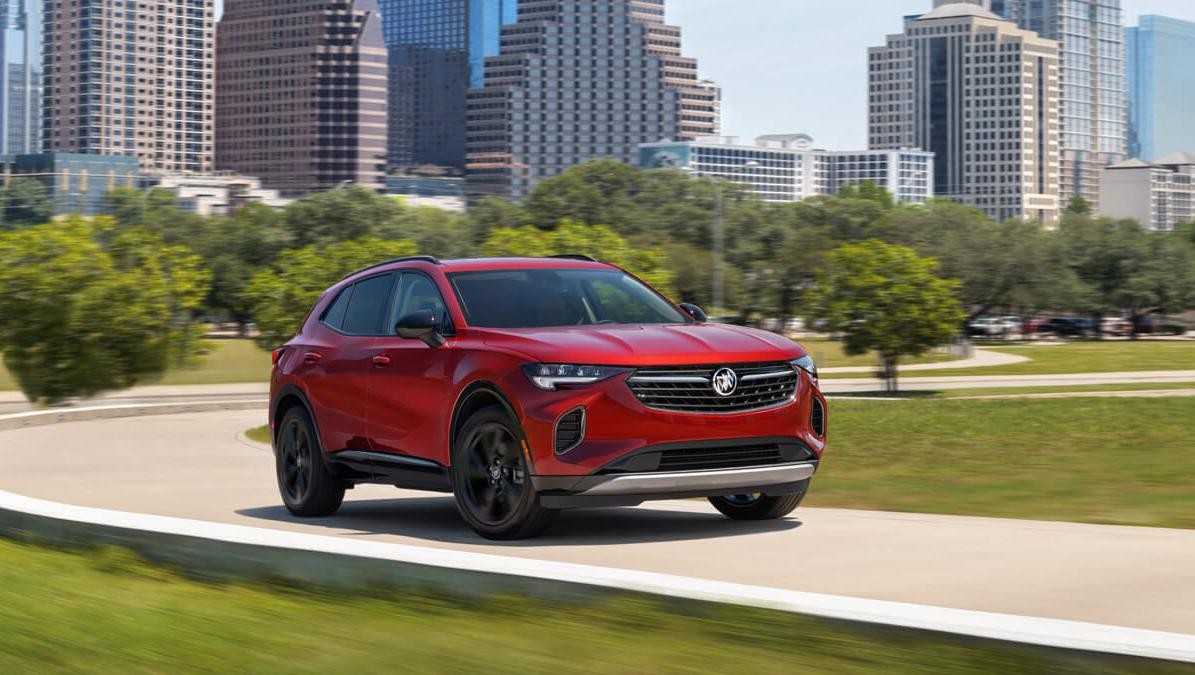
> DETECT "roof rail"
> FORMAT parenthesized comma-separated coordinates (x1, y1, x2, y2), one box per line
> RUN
(340, 255, 441, 281)
(546, 254, 599, 262)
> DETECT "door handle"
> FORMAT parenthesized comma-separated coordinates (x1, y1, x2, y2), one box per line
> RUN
(303, 351, 322, 364)
(372, 354, 392, 367)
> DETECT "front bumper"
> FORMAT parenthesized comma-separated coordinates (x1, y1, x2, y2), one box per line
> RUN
(533, 460, 817, 508)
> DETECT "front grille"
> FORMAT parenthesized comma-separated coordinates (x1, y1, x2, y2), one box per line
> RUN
(554, 407, 585, 454)
(627, 362, 798, 413)
(810, 398, 826, 437)
(658, 443, 785, 472)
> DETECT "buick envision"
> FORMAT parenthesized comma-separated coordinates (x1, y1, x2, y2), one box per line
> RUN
(269, 255, 827, 539)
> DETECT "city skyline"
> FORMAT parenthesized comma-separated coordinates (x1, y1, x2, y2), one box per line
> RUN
(207, 0, 1195, 155)
(667, 0, 1195, 151)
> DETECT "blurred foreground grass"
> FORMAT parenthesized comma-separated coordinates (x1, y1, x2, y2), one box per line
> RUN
(0, 539, 1182, 674)
(811, 398, 1195, 528)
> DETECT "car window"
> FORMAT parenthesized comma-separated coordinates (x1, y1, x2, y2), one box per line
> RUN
(341, 273, 396, 335)
(392, 272, 453, 334)
(320, 286, 353, 331)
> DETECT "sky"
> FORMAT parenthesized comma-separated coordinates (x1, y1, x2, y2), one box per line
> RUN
(213, 0, 1195, 150)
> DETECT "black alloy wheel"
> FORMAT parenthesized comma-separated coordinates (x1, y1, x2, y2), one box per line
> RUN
(275, 407, 345, 517)
(451, 405, 557, 539)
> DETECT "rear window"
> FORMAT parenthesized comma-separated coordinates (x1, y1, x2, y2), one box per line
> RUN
(320, 286, 353, 330)
(341, 273, 396, 335)
(448, 268, 686, 329)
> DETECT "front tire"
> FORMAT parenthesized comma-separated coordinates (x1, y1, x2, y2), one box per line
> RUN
(275, 407, 345, 517)
(451, 405, 557, 540)
(708, 487, 806, 521)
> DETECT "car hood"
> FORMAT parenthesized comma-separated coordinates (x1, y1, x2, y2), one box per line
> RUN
(476, 323, 805, 366)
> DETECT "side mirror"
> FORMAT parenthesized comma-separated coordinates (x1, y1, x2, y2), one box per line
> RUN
(678, 303, 708, 323)
(395, 309, 445, 348)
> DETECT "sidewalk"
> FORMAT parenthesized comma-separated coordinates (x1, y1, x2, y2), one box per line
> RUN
(0, 382, 269, 415)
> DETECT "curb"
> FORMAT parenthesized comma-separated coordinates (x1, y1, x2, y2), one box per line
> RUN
(1, 402, 1193, 664)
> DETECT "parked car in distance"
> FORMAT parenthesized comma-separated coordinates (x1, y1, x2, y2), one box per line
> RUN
(967, 316, 1020, 338)
(1040, 316, 1095, 338)
(1101, 317, 1132, 337)
(269, 255, 827, 539)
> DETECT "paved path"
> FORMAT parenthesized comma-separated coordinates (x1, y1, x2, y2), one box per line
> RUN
(821, 370, 1195, 394)
(2, 408, 1194, 636)
(819, 347, 1028, 375)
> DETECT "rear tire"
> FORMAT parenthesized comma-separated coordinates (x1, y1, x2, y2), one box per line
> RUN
(451, 405, 557, 540)
(275, 407, 345, 517)
(708, 488, 806, 521)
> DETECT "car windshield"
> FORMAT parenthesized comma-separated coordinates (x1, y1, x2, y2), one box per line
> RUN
(448, 268, 688, 328)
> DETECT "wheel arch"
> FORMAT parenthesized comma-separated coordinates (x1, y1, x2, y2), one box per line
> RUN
(271, 385, 322, 454)
(448, 381, 530, 470)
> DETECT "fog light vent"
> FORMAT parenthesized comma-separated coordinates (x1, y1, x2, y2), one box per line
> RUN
(554, 408, 585, 454)
(810, 398, 826, 438)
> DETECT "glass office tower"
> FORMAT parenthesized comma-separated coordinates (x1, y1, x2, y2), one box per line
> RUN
(0, 0, 40, 154)
(380, 0, 517, 170)
(1126, 16, 1195, 161)
(995, 0, 1127, 210)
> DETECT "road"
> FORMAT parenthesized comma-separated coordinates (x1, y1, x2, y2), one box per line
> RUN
(2, 408, 1194, 636)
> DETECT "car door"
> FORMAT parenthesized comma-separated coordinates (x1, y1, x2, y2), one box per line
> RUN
(303, 273, 396, 453)
(366, 271, 457, 464)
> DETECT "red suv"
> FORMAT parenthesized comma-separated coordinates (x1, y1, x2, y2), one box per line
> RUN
(269, 256, 827, 539)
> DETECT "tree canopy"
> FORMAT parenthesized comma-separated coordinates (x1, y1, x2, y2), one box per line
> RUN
(806, 240, 964, 392)
(0, 217, 210, 403)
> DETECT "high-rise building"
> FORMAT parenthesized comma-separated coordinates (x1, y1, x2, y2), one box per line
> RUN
(0, 1, 40, 154)
(993, 0, 1127, 210)
(465, 0, 719, 200)
(217, 1, 388, 196)
(869, 3, 1061, 222)
(639, 135, 935, 204)
(380, 0, 517, 171)
(1126, 16, 1195, 162)
(42, 0, 214, 173)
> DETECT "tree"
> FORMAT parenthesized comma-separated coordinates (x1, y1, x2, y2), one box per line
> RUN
(244, 237, 419, 349)
(1065, 195, 1092, 216)
(806, 240, 964, 393)
(1115, 232, 1195, 336)
(482, 220, 673, 294)
(192, 202, 289, 331)
(888, 201, 1056, 321)
(0, 217, 210, 404)
(0, 178, 54, 228)
(467, 196, 530, 243)
(282, 185, 407, 247)
(522, 159, 639, 230)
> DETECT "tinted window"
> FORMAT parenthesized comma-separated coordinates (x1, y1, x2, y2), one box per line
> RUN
(342, 273, 395, 335)
(449, 269, 686, 329)
(320, 286, 353, 330)
(393, 273, 453, 334)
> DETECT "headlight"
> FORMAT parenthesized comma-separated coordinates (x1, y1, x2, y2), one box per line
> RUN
(523, 364, 628, 391)
(791, 355, 818, 382)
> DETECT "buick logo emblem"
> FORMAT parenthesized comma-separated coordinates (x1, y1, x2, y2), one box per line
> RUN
(711, 368, 738, 397)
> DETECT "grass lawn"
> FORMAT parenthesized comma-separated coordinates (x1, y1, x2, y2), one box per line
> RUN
(820, 340, 1195, 379)
(245, 424, 271, 445)
(799, 338, 960, 370)
(0, 539, 1180, 673)
(810, 397, 1195, 529)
